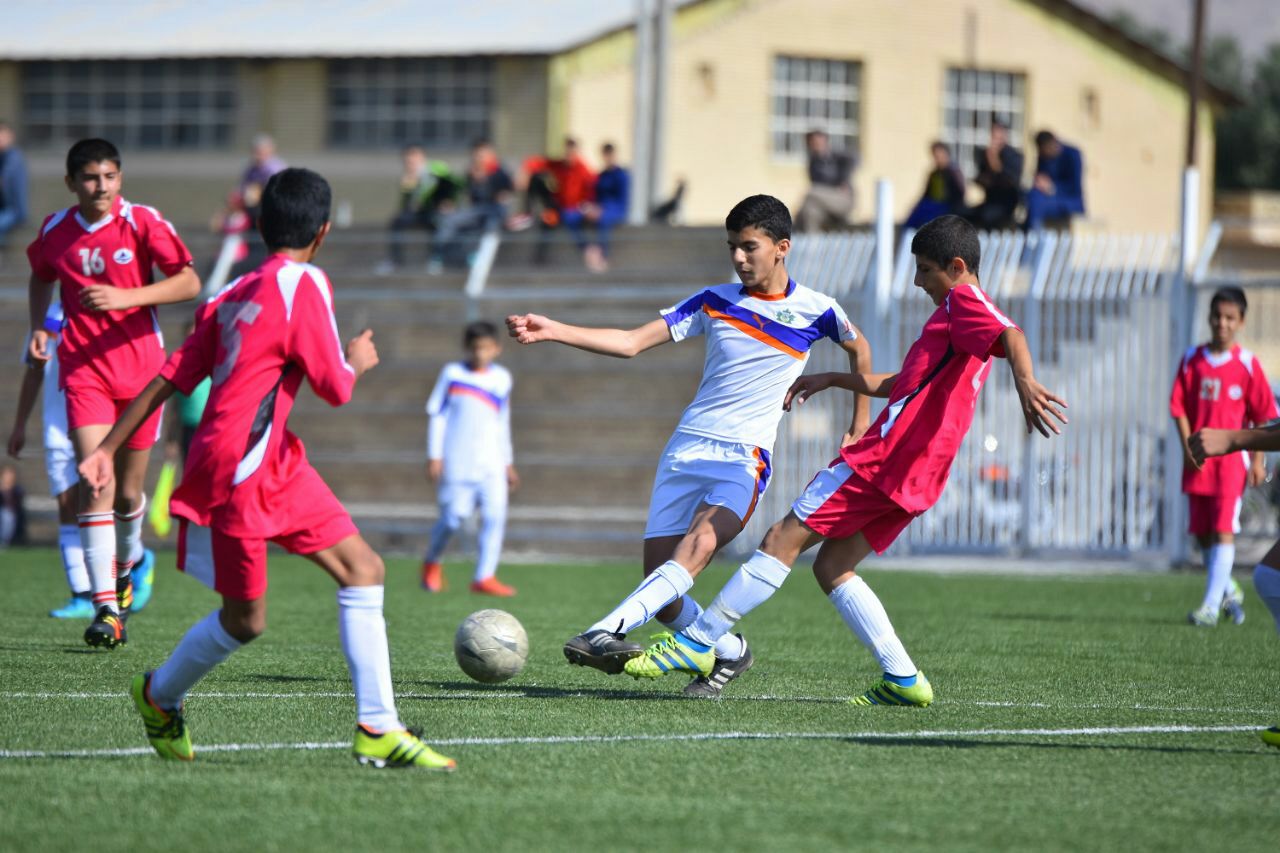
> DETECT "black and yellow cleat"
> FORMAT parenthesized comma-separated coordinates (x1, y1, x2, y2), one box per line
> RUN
(131, 672, 193, 761)
(84, 606, 127, 649)
(116, 574, 134, 620)
(353, 725, 456, 771)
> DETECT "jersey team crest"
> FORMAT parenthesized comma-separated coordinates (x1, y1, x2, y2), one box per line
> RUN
(113, 248, 134, 264)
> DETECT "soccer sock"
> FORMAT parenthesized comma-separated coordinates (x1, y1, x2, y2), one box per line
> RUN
(114, 495, 146, 582)
(1200, 543, 1236, 611)
(660, 595, 702, 632)
(713, 633, 747, 661)
(828, 576, 917, 679)
(684, 550, 790, 648)
(78, 511, 117, 613)
(58, 523, 90, 596)
(149, 610, 243, 709)
(337, 585, 401, 733)
(474, 508, 506, 583)
(588, 561, 694, 635)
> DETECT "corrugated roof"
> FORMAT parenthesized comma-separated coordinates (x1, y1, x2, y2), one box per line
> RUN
(0, 0, 655, 59)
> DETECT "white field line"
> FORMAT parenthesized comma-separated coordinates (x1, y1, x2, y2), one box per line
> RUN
(0, 691, 1271, 716)
(0, 724, 1265, 760)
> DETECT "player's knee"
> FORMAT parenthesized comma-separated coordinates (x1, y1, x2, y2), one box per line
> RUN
(220, 605, 266, 643)
(113, 484, 144, 514)
(343, 551, 386, 587)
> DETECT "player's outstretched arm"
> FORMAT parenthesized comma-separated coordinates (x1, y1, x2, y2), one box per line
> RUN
(1189, 423, 1280, 466)
(80, 266, 201, 312)
(7, 362, 45, 458)
(27, 273, 55, 363)
(1001, 328, 1068, 437)
(839, 333, 873, 443)
(783, 371, 897, 410)
(78, 376, 177, 500)
(506, 314, 670, 358)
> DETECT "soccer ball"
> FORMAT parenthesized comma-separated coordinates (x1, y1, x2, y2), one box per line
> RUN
(453, 609, 529, 684)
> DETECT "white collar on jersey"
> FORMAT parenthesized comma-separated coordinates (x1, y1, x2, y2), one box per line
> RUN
(74, 210, 114, 233)
(1201, 345, 1234, 368)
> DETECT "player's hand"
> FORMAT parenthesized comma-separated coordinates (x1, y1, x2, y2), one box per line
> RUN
(506, 314, 557, 344)
(346, 329, 378, 376)
(7, 425, 25, 459)
(1013, 376, 1068, 437)
(783, 373, 833, 411)
(78, 448, 115, 500)
(1182, 446, 1203, 472)
(1188, 429, 1234, 466)
(1249, 454, 1268, 488)
(507, 465, 520, 492)
(841, 425, 868, 449)
(28, 329, 52, 363)
(427, 459, 443, 483)
(80, 284, 136, 312)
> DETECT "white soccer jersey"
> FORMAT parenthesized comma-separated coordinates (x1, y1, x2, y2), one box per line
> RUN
(660, 280, 858, 452)
(426, 361, 514, 482)
(19, 301, 71, 451)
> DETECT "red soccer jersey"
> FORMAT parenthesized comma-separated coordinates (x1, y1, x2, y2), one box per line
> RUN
(160, 255, 356, 538)
(841, 283, 1019, 513)
(1169, 343, 1277, 496)
(26, 196, 193, 394)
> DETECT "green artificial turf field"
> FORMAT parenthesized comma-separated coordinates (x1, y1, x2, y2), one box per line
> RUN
(1, 549, 1278, 852)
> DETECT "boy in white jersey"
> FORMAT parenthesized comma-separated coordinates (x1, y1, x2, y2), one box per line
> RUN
(421, 321, 519, 596)
(507, 195, 870, 695)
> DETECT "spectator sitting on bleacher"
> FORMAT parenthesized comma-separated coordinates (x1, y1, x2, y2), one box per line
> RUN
(378, 144, 462, 274)
(905, 141, 966, 230)
(1024, 130, 1085, 233)
(969, 118, 1024, 231)
(428, 139, 515, 275)
(239, 133, 286, 227)
(563, 142, 630, 273)
(795, 129, 856, 232)
(508, 137, 596, 264)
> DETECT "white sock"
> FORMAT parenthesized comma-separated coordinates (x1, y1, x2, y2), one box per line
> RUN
(59, 523, 89, 595)
(713, 633, 747, 661)
(78, 511, 117, 613)
(338, 585, 401, 732)
(114, 495, 146, 581)
(1200, 543, 1236, 611)
(474, 509, 506, 583)
(684, 551, 790, 648)
(149, 610, 243, 708)
(589, 561, 694, 635)
(660, 595, 702, 632)
(828, 576, 916, 678)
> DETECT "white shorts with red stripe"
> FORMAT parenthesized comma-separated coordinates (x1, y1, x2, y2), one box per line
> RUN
(644, 432, 771, 538)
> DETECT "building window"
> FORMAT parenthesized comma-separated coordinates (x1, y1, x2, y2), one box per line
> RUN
(771, 56, 861, 158)
(941, 68, 1027, 179)
(328, 58, 493, 149)
(21, 60, 237, 150)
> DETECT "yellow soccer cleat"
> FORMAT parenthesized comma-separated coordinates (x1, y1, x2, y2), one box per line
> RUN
(623, 632, 715, 680)
(354, 725, 457, 771)
(850, 671, 934, 707)
(1261, 726, 1280, 749)
(131, 672, 194, 761)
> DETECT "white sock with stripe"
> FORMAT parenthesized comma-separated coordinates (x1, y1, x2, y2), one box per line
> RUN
(1200, 543, 1235, 612)
(683, 551, 790, 649)
(113, 494, 146, 581)
(828, 576, 916, 678)
(660, 596, 747, 660)
(149, 610, 243, 708)
(589, 561, 694, 635)
(338, 585, 402, 733)
(58, 523, 90, 595)
(78, 511, 117, 613)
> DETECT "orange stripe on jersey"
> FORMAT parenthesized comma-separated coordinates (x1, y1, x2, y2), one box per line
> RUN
(740, 448, 769, 526)
(701, 306, 805, 360)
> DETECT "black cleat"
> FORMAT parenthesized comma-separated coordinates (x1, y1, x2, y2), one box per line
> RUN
(683, 635, 754, 698)
(563, 630, 643, 674)
(84, 606, 127, 649)
(116, 574, 134, 621)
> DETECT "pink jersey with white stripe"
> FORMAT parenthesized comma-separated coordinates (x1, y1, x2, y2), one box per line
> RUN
(26, 196, 192, 393)
(841, 283, 1018, 513)
(160, 255, 356, 538)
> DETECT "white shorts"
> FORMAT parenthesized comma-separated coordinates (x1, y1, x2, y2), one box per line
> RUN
(439, 471, 509, 524)
(44, 433, 77, 497)
(644, 432, 772, 538)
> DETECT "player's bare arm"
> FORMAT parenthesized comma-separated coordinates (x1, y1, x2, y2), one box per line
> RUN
(7, 360, 46, 458)
(506, 314, 670, 358)
(27, 273, 56, 362)
(839, 333, 873, 444)
(1173, 414, 1202, 472)
(783, 371, 898, 410)
(79, 265, 201, 312)
(78, 375, 177, 499)
(1000, 327, 1068, 438)
(1189, 421, 1280, 465)
(346, 328, 379, 379)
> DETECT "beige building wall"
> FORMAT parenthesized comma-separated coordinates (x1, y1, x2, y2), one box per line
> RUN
(556, 0, 1217, 233)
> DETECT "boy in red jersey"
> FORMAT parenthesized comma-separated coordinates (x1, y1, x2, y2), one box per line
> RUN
(624, 215, 1068, 705)
(27, 139, 200, 648)
(79, 168, 455, 770)
(1171, 287, 1277, 627)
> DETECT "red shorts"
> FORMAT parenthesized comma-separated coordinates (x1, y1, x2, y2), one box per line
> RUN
(792, 459, 918, 553)
(176, 489, 357, 601)
(1186, 493, 1242, 536)
(65, 379, 163, 451)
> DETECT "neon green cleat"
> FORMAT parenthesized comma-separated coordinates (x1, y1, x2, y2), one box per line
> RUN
(623, 631, 715, 680)
(850, 671, 934, 707)
(354, 725, 457, 771)
(131, 672, 194, 761)
(1261, 726, 1280, 749)
(1188, 605, 1219, 627)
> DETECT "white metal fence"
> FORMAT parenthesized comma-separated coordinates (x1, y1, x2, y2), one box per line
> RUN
(736, 229, 1188, 559)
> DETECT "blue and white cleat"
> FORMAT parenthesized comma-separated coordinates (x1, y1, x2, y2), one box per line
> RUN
(131, 549, 156, 613)
(50, 594, 94, 619)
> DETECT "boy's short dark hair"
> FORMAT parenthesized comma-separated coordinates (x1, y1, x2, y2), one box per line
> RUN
(464, 320, 499, 346)
(725, 194, 792, 242)
(911, 214, 981, 276)
(1034, 130, 1057, 147)
(602, 142, 616, 156)
(259, 168, 332, 250)
(1210, 286, 1248, 316)
(66, 138, 121, 176)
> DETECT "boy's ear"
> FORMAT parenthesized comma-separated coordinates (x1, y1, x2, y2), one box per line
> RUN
(776, 237, 791, 260)
(949, 256, 967, 277)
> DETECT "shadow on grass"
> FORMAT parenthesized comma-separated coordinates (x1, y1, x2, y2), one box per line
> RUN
(842, 735, 1266, 757)
(398, 680, 845, 704)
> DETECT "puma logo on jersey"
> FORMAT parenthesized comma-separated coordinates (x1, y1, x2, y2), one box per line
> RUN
(750, 313, 767, 329)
